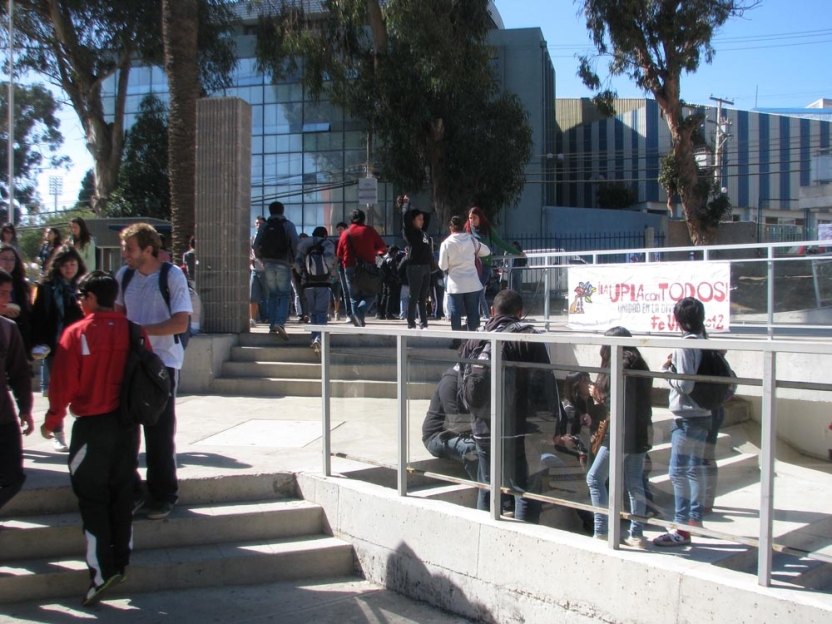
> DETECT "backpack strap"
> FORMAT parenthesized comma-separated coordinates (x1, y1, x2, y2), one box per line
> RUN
(127, 320, 144, 349)
(123, 262, 179, 343)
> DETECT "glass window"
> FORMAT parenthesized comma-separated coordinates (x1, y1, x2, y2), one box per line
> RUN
(264, 135, 277, 154)
(304, 203, 324, 226)
(345, 131, 365, 150)
(263, 85, 279, 104)
(286, 205, 303, 224)
(251, 105, 264, 132)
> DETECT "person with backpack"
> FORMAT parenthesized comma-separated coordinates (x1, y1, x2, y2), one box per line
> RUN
(41, 271, 147, 606)
(653, 296, 712, 547)
(335, 209, 386, 327)
(116, 223, 192, 521)
(377, 245, 401, 320)
(294, 226, 337, 354)
(462, 289, 569, 524)
(252, 201, 300, 339)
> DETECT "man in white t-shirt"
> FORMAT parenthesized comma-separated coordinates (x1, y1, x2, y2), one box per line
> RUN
(115, 223, 192, 520)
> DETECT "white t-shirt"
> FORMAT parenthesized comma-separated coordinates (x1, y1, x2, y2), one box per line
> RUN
(115, 263, 193, 370)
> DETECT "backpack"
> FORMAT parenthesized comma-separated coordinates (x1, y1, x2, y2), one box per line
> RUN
(458, 321, 526, 412)
(255, 218, 290, 260)
(120, 321, 171, 427)
(304, 240, 330, 283)
(689, 349, 736, 410)
(121, 261, 191, 349)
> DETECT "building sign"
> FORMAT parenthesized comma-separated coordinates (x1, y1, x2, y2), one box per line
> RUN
(567, 262, 731, 333)
(358, 177, 378, 204)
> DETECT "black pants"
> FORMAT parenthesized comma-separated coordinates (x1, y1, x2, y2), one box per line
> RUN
(135, 367, 179, 505)
(0, 421, 25, 512)
(69, 413, 137, 584)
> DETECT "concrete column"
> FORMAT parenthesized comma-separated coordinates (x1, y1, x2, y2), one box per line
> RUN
(195, 97, 252, 333)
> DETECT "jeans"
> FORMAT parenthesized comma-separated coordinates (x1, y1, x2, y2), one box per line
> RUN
(305, 286, 329, 341)
(475, 437, 540, 523)
(406, 264, 431, 328)
(586, 444, 610, 536)
(587, 446, 647, 537)
(0, 421, 26, 512)
(424, 434, 479, 481)
(447, 290, 482, 331)
(703, 407, 725, 510)
(344, 266, 377, 325)
(623, 452, 647, 538)
(399, 285, 409, 319)
(263, 262, 292, 329)
(669, 417, 709, 524)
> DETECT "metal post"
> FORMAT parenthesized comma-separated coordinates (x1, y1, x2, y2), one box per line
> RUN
(607, 344, 624, 549)
(321, 329, 331, 476)
(543, 264, 551, 331)
(489, 335, 503, 521)
(7, 0, 14, 225)
(758, 350, 776, 586)
(396, 334, 408, 496)
(766, 246, 775, 339)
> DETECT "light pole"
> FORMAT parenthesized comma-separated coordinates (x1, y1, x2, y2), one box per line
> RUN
(7, 0, 14, 225)
(49, 176, 63, 213)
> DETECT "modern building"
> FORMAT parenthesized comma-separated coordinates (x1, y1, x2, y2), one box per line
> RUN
(102, 1, 555, 240)
(556, 97, 832, 238)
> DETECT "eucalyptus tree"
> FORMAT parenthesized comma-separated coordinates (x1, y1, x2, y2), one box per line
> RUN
(577, 0, 759, 243)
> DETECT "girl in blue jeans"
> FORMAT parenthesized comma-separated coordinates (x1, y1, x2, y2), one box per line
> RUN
(586, 327, 653, 547)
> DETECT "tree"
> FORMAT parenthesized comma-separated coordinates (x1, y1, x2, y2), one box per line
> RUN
(253, 0, 533, 226)
(107, 95, 170, 219)
(0, 82, 68, 220)
(75, 169, 96, 210)
(596, 180, 638, 210)
(576, 0, 759, 244)
(2, 0, 236, 216)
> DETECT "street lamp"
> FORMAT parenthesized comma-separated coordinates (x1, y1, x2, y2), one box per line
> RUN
(49, 176, 63, 213)
(7, 0, 14, 225)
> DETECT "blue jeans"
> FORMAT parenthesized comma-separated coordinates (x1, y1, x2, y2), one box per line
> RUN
(345, 266, 377, 325)
(623, 452, 647, 538)
(263, 262, 292, 329)
(475, 437, 540, 523)
(586, 444, 610, 536)
(586, 446, 647, 538)
(669, 417, 709, 525)
(447, 290, 482, 331)
(305, 286, 329, 341)
(424, 434, 478, 481)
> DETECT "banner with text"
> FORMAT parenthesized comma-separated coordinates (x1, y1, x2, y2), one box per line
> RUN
(567, 262, 731, 333)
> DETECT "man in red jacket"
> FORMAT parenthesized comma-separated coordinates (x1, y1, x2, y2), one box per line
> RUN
(336, 208, 386, 327)
(41, 271, 147, 607)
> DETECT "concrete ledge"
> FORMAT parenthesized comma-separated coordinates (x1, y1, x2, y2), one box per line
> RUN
(180, 334, 238, 393)
(297, 472, 832, 624)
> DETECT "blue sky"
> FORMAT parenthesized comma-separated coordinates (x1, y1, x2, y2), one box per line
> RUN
(35, 0, 832, 212)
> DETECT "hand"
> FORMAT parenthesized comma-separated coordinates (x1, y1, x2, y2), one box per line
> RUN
(581, 413, 592, 427)
(19, 413, 33, 436)
(663, 354, 673, 369)
(40, 423, 53, 440)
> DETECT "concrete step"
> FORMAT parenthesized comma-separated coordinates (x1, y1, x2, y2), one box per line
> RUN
(0, 499, 324, 562)
(0, 534, 354, 604)
(211, 377, 436, 400)
(222, 360, 448, 382)
(649, 401, 751, 446)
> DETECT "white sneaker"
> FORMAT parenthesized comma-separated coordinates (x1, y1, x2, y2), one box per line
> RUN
(52, 431, 69, 453)
(249, 319, 257, 328)
(31, 345, 51, 360)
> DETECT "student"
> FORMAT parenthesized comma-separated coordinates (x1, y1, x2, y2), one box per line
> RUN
(69, 217, 96, 271)
(294, 226, 337, 353)
(0, 269, 34, 514)
(41, 271, 144, 606)
(653, 297, 712, 547)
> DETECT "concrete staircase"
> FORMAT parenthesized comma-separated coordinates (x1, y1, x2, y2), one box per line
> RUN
(211, 330, 453, 400)
(0, 474, 354, 605)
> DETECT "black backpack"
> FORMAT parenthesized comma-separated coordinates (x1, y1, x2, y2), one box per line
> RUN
(689, 349, 736, 410)
(120, 321, 171, 427)
(122, 261, 191, 349)
(458, 321, 526, 412)
(255, 218, 290, 260)
(304, 240, 330, 283)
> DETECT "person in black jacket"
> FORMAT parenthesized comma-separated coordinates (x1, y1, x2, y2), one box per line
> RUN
(422, 368, 478, 480)
(402, 208, 433, 329)
(31, 245, 86, 452)
(587, 326, 653, 547)
(465, 289, 570, 524)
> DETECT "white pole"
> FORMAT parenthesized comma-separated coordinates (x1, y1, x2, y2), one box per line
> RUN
(7, 0, 14, 225)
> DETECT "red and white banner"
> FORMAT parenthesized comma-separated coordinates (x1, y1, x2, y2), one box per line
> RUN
(567, 262, 731, 333)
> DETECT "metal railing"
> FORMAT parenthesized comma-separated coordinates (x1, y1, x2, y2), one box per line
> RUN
(316, 322, 832, 589)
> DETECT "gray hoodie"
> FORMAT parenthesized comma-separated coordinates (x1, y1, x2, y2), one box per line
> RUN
(664, 333, 711, 417)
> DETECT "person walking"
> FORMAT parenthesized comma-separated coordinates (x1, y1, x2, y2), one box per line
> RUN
(0, 269, 34, 515)
(438, 215, 490, 346)
(31, 245, 86, 450)
(336, 209, 386, 327)
(402, 208, 433, 329)
(252, 202, 299, 339)
(41, 271, 144, 606)
(116, 223, 192, 520)
(294, 226, 337, 354)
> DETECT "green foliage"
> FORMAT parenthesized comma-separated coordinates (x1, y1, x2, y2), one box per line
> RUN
(75, 170, 96, 210)
(596, 181, 638, 210)
(106, 95, 170, 219)
(0, 82, 68, 216)
(253, 0, 533, 223)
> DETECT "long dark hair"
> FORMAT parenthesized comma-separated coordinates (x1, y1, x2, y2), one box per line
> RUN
(70, 216, 92, 248)
(673, 296, 708, 337)
(564, 370, 591, 406)
(1, 222, 17, 243)
(44, 245, 86, 285)
(48, 227, 63, 247)
(595, 326, 648, 404)
(464, 206, 492, 237)
(0, 242, 31, 300)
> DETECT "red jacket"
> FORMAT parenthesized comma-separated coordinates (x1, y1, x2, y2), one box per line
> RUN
(336, 223, 386, 268)
(44, 311, 150, 431)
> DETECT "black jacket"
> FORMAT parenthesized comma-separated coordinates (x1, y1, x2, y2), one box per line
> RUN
(402, 209, 433, 266)
(31, 280, 84, 352)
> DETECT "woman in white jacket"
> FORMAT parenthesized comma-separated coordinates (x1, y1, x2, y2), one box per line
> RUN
(438, 216, 490, 340)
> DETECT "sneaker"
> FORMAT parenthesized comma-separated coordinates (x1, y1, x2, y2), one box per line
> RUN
(82, 573, 123, 606)
(270, 325, 289, 341)
(31, 345, 51, 360)
(652, 529, 691, 547)
(623, 535, 647, 549)
(349, 313, 362, 328)
(52, 431, 69, 453)
(249, 319, 257, 328)
(311, 339, 321, 355)
(146, 500, 175, 520)
(594, 533, 608, 541)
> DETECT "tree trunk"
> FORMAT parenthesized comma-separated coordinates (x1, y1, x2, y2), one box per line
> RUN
(163, 0, 200, 260)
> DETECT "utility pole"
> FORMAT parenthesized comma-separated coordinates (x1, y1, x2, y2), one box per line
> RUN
(7, 0, 14, 225)
(709, 95, 734, 189)
(49, 176, 63, 213)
